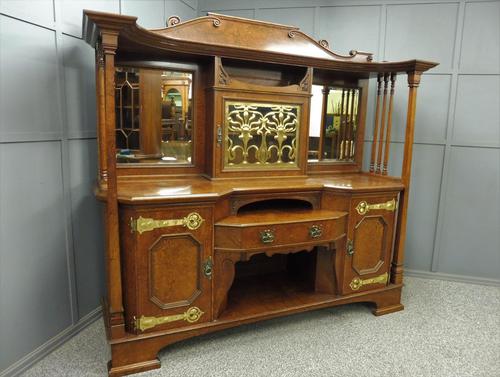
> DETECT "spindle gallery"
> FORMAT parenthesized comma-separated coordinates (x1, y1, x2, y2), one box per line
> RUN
(82, 10, 438, 376)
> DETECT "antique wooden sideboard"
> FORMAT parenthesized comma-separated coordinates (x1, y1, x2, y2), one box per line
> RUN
(82, 10, 438, 376)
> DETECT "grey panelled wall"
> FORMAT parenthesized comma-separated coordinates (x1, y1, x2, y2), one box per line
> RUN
(199, 0, 500, 282)
(0, 1, 198, 376)
(0, 0, 498, 375)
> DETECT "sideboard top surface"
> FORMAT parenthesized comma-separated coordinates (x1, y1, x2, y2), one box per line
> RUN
(96, 174, 404, 204)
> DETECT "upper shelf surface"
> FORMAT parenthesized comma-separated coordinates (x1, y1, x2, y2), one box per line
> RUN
(83, 10, 438, 74)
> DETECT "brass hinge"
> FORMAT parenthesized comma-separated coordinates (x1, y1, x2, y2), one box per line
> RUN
(216, 125, 223, 145)
(203, 256, 213, 279)
(134, 307, 204, 332)
(130, 212, 204, 234)
(355, 199, 396, 215)
(349, 272, 388, 291)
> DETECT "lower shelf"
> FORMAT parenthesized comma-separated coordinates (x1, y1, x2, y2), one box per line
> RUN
(219, 272, 336, 321)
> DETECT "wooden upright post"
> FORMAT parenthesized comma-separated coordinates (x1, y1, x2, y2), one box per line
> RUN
(391, 71, 422, 285)
(101, 31, 125, 338)
(95, 42, 107, 183)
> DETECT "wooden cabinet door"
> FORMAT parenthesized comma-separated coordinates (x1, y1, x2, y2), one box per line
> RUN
(130, 205, 213, 332)
(340, 193, 398, 294)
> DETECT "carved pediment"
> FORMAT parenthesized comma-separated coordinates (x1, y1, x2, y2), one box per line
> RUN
(152, 13, 373, 63)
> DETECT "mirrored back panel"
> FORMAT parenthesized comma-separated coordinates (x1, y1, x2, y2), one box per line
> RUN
(308, 85, 360, 162)
(114, 67, 193, 164)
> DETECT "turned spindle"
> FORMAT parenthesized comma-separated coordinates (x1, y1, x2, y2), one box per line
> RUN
(370, 74, 384, 172)
(376, 73, 389, 173)
(382, 73, 397, 175)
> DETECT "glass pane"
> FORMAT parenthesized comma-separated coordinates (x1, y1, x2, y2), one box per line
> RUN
(308, 85, 360, 162)
(224, 101, 300, 168)
(114, 67, 193, 164)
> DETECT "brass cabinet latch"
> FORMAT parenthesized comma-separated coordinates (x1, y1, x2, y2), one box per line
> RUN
(309, 225, 323, 239)
(216, 125, 223, 145)
(260, 229, 275, 244)
(203, 256, 213, 279)
(355, 199, 396, 215)
(346, 239, 354, 255)
(349, 272, 388, 291)
(130, 212, 204, 234)
(134, 307, 204, 332)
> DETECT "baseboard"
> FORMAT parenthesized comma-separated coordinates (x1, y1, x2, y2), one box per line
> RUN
(406, 269, 500, 287)
(0, 307, 102, 377)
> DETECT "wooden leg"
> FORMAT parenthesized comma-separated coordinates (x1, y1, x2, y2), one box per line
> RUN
(108, 341, 161, 377)
(213, 251, 242, 318)
(371, 285, 404, 316)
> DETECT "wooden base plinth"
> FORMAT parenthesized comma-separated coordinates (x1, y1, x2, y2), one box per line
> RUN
(104, 284, 404, 376)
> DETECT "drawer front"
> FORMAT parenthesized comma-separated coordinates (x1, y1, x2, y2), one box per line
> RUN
(127, 205, 213, 333)
(340, 193, 399, 294)
(216, 217, 346, 250)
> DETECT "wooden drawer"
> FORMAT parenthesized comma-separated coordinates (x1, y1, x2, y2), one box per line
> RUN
(215, 209, 347, 251)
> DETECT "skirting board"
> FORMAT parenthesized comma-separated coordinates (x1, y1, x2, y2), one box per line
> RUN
(0, 307, 102, 377)
(406, 269, 500, 287)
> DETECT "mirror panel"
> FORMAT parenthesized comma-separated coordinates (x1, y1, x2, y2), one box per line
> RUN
(308, 84, 360, 162)
(114, 67, 193, 164)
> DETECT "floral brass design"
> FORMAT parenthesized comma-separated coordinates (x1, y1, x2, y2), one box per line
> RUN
(224, 102, 300, 168)
(135, 306, 204, 331)
(349, 272, 388, 291)
(355, 199, 396, 215)
(130, 212, 204, 234)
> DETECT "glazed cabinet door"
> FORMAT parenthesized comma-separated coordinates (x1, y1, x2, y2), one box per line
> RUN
(340, 193, 399, 294)
(123, 205, 213, 333)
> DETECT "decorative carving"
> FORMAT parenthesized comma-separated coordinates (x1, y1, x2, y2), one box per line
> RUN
(225, 102, 300, 167)
(288, 30, 297, 38)
(167, 15, 181, 27)
(299, 69, 311, 92)
(318, 39, 329, 48)
(212, 17, 221, 27)
(218, 64, 231, 85)
(349, 49, 374, 62)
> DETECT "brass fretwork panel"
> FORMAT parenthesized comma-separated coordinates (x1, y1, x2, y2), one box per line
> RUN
(224, 101, 301, 168)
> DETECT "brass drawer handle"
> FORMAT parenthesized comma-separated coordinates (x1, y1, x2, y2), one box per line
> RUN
(349, 272, 388, 291)
(130, 212, 204, 234)
(309, 225, 323, 239)
(260, 229, 275, 244)
(356, 199, 396, 215)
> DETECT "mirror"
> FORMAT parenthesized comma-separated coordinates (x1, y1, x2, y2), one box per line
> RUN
(114, 67, 193, 164)
(308, 84, 360, 162)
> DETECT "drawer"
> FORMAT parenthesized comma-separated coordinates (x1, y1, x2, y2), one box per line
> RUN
(215, 209, 347, 251)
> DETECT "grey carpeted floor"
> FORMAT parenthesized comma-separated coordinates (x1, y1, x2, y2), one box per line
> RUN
(22, 277, 500, 377)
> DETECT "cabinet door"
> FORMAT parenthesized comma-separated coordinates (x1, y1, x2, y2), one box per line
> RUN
(131, 205, 213, 333)
(340, 193, 398, 294)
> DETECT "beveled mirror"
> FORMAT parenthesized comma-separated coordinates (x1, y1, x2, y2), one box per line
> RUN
(114, 67, 193, 164)
(308, 84, 360, 162)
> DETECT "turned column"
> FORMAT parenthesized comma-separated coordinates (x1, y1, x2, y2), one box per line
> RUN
(391, 71, 422, 285)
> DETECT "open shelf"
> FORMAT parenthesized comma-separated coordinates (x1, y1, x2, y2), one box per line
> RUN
(218, 271, 336, 321)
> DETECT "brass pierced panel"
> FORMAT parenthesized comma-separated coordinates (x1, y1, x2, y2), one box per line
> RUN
(115, 68, 140, 150)
(224, 101, 301, 168)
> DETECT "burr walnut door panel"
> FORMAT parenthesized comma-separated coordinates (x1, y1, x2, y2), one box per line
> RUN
(131, 205, 213, 332)
(340, 193, 399, 294)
